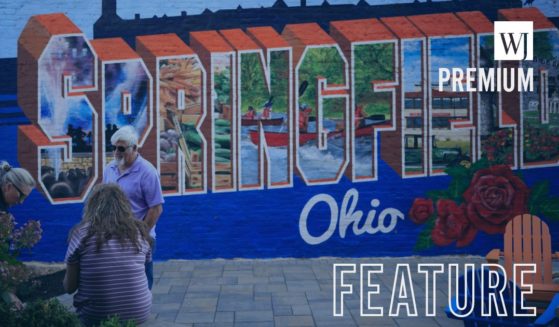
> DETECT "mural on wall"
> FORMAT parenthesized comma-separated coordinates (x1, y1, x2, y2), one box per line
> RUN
(39, 36, 98, 200)
(3, 1, 559, 261)
(158, 56, 204, 193)
(238, 29, 292, 189)
(522, 29, 559, 166)
(402, 39, 427, 176)
(292, 26, 350, 183)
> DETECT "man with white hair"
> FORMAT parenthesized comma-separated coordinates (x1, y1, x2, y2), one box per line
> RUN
(103, 125, 164, 289)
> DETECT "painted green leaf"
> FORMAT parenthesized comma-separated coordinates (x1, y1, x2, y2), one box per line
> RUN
(470, 157, 490, 173)
(426, 190, 449, 202)
(445, 164, 468, 177)
(415, 217, 436, 251)
(540, 197, 559, 221)
(448, 178, 471, 203)
(529, 181, 549, 215)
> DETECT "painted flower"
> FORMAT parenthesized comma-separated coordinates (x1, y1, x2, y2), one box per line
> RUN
(463, 165, 529, 234)
(431, 199, 477, 247)
(408, 198, 434, 224)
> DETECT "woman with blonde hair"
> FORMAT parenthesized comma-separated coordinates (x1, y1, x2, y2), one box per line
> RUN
(0, 161, 35, 212)
(64, 183, 152, 326)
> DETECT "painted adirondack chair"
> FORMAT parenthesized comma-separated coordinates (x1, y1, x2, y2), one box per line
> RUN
(486, 214, 559, 303)
(446, 267, 559, 326)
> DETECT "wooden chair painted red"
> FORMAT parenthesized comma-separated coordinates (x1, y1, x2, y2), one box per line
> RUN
(486, 214, 559, 303)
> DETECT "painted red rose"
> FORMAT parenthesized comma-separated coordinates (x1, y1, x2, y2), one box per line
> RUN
(408, 198, 434, 224)
(431, 199, 477, 247)
(463, 165, 529, 234)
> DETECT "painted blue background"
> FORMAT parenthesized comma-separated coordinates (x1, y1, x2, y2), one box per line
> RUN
(1, 102, 557, 262)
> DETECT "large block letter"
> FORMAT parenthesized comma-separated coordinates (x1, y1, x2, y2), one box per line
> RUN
(18, 14, 99, 204)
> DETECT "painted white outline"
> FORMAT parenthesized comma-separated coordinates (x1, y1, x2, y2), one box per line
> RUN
(235, 47, 293, 191)
(294, 44, 350, 185)
(389, 263, 418, 317)
(210, 51, 237, 193)
(100, 57, 154, 178)
(154, 54, 208, 196)
(350, 39, 399, 182)
(417, 263, 444, 317)
(448, 263, 475, 318)
(512, 263, 537, 317)
(481, 263, 508, 317)
(400, 37, 429, 179)
(360, 263, 384, 317)
(426, 34, 475, 176)
(519, 28, 559, 169)
(36, 33, 99, 205)
(333, 263, 356, 317)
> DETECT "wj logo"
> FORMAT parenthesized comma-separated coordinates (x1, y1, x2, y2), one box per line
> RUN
(494, 21, 533, 61)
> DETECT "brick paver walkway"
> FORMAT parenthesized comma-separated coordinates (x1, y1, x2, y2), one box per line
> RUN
(58, 255, 487, 326)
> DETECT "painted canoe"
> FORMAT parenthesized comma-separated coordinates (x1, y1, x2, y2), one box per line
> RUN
(249, 120, 386, 147)
(241, 117, 284, 126)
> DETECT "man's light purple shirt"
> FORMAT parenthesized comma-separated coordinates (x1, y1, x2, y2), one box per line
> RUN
(103, 154, 164, 238)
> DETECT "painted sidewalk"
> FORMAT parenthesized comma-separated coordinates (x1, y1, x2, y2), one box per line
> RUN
(59, 255, 488, 326)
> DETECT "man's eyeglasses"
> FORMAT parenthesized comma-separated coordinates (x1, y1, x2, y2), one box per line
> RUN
(12, 183, 28, 204)
(112, 145, 133, 153)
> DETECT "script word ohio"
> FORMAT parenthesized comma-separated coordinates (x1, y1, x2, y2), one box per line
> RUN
(299, 188, 405, 245)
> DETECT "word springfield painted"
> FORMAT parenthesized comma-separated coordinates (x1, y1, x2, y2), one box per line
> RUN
(16, 9, 559, 205)
(333, 263, 537, 317)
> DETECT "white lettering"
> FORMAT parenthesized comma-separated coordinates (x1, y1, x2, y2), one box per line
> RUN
(418, 264, 444, 316)
(299, 189, 404, 245)
(437, 67, 533, 92)
(333, 264, 356, 316)
(439, 68, 450, 91)
(361, 264, 384, 316)
(481, 263, 508, 317)
(390, 264, 418, 317)
(513, 263, 537, 317)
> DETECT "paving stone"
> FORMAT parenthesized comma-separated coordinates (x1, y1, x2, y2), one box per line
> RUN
(272, 305, 292, 316)
(152, 284, 172, 294)
(181, 297, 218, 312)
(235, 310, 274, 322)
(188, 284, 222, 293)
(215, 311, 235, 323)
(435, 317, 464, 327)
(234, 322, 274, 327)
(268, 276, 285, 283)
(272, 293, 309, 306)
(351, 315, 395, 327)
(158, 277, 192, 287)
(237, 276, 269, 284)
(175, 312, 215, 324)
(143, 318, 190, 326)
(163, 271, 194, 278)
(218, 299, 272, 311)
(292, 304, 312, 315)
(170, 285, 189, 293)
(274, 315, 315, 326)
(314, 320, 357, 327)
(221, 284, 253, 294)
(254, 283, 287, 293)
(152, 303, 181, 313)
(286, 280, 321, 292)
(154, 292, 186, 304)
(156, 311, 179, 322)
(394, 317, 441, 327)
